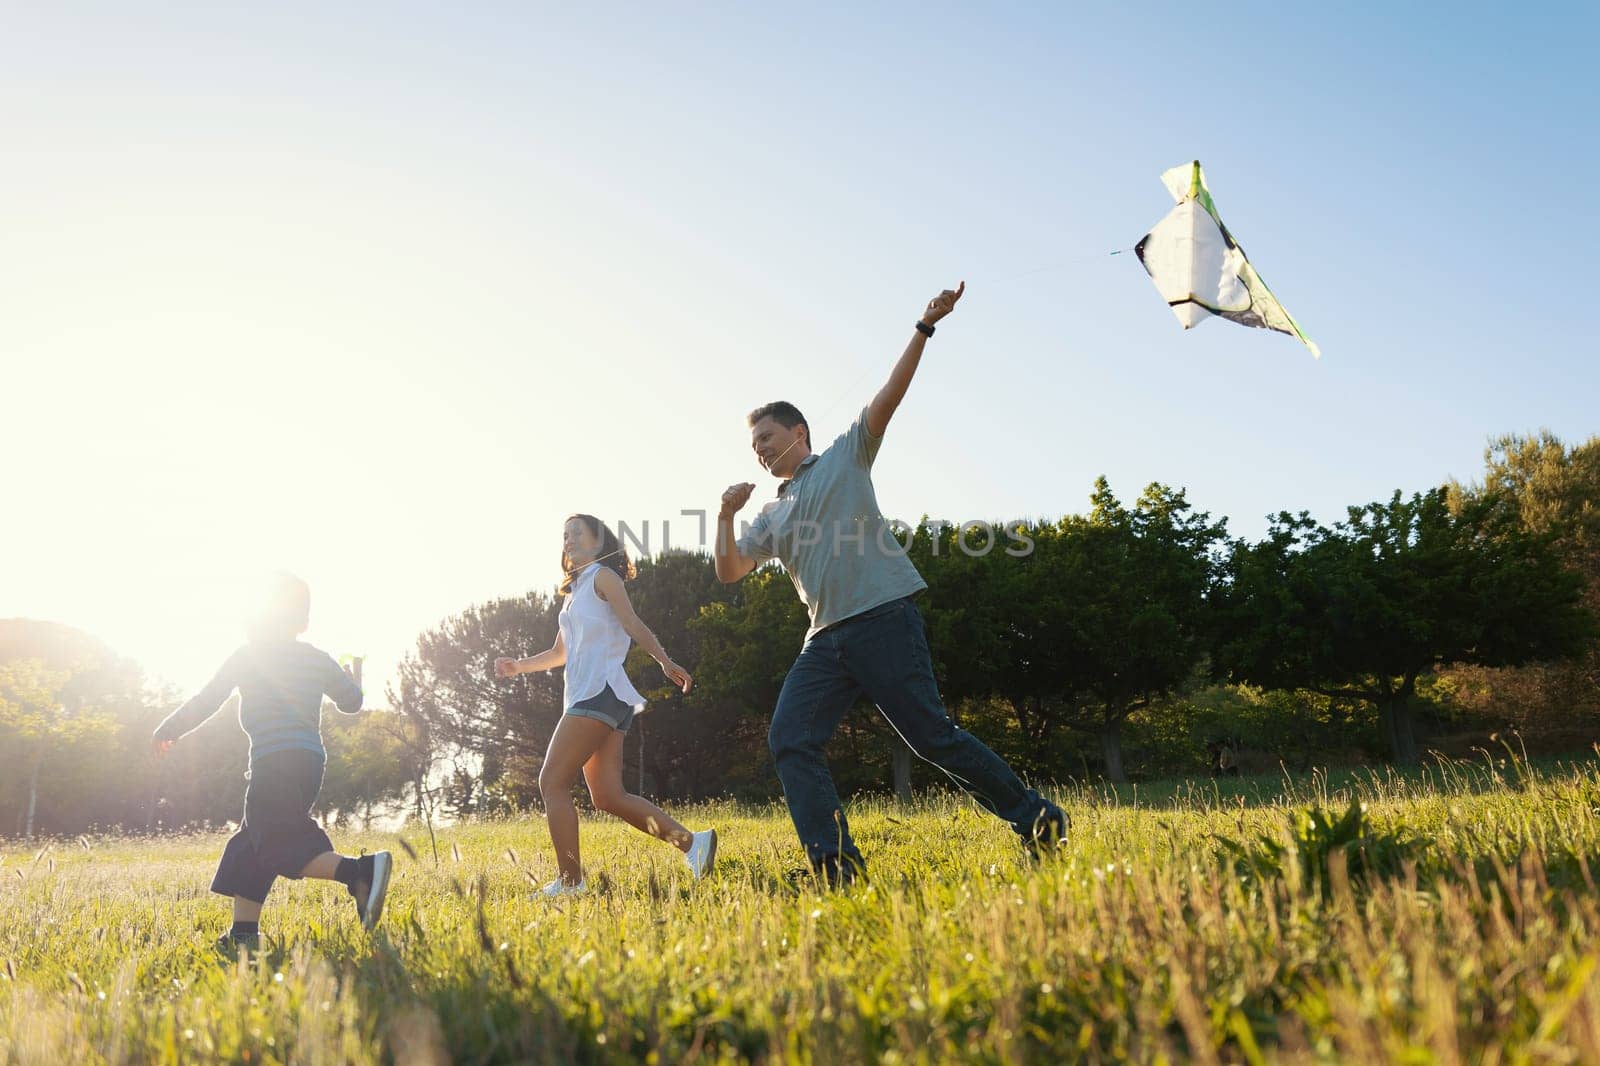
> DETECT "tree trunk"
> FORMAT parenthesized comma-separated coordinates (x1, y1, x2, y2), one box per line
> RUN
(1099, 721, 1127, 784)
(1011, 697, 1034, 745)
(1379, 698, 1419, 765)
(24, 747, 44, 841)
(892, 746, 913, 806)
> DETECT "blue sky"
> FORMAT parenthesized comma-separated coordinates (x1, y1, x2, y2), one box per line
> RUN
(3, 3, 1596, 693)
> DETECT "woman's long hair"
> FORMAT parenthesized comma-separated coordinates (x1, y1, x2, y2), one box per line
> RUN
(559, 514, 634, 595)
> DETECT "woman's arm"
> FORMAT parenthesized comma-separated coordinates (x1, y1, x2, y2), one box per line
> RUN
(494, 631, 566, 679)
(593, 568, 693, 693)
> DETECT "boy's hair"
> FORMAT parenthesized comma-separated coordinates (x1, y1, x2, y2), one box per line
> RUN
(746, 401, 809, 446)
(247, 572, 311, 642)
(559, 514, 635, 595)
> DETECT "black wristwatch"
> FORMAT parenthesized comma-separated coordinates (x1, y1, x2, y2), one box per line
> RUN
(915, 320, 935, 337)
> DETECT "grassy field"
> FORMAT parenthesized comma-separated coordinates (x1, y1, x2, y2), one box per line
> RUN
(6, 754, 1600, 1064)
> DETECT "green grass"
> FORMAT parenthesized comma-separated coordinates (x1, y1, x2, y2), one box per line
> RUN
(6, 756, 1600, 1063)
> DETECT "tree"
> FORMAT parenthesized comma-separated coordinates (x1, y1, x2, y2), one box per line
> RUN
(394, 590, 566, 805)
(1442, 432, 1600, 739)
(913, 479, 1226, 783)
(685, 566, 810, 799)
(1472, 432, 1600, 556)
(319, 710, 427, 826)
(0, 621, 140, 839)
(0, 658, 124, 839)
(1044, 481, 1224, 782)
(1212, 488, 1593, 764)
(376, 676, 438, 821)
(617, 551, 741, 797)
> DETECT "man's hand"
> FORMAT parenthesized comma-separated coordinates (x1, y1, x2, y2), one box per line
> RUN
(152, 738, 174, 758)
(714, 483, 760, 583)
(493, 657, 521, 679)
(720, 482, 756, 517)
(921, 281, 966, 326)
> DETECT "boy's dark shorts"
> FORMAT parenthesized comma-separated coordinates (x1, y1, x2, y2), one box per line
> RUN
(210, 748, 334, 903)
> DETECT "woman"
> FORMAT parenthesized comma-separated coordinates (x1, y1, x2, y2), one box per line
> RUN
(495, 514, 716, 896)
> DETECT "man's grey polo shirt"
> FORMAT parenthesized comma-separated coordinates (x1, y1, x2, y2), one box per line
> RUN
(736, 406, 927, 639)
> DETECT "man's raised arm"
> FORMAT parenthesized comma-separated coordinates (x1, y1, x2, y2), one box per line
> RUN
(865, 281, 965, 438)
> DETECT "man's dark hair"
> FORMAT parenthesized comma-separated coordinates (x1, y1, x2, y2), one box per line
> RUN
(747, 401, 810, 445)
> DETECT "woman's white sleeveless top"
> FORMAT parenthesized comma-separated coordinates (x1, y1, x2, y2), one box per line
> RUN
(559, 563, 647, 712)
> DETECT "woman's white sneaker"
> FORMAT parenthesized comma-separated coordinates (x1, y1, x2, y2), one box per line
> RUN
(685, 829, 718, 879)
(540, 876, 586, 898)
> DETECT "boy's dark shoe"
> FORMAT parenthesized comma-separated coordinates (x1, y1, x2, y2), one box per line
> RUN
(348, 851, 394, 931)
(214, 933, 261, 957)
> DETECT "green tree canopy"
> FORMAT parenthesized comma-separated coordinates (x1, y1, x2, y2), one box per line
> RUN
(1212, 488, 1593, 764)
(913, 479, 1226, 783)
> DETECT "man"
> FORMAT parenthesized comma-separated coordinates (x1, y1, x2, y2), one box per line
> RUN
(714, 282, 1069, 884)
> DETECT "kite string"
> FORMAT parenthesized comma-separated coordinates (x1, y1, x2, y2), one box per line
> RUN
(800, 246, 1131, 429)
(567, 246, 1133, 579)
(988, 247, 1128, 285)
(706, 246, 1135, 541)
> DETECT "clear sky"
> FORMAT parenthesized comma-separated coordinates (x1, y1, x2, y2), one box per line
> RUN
(4, 2, 1596, 698)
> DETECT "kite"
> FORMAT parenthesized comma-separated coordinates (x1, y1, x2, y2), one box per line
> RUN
(1135, 160, 1320, 358)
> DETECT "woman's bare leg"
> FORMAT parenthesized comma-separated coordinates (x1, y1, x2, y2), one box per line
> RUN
(583, 730, 693, 851)
(540, 715, 616, 884)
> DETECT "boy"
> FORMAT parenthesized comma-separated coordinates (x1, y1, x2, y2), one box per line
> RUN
(153, 573, 393, 953)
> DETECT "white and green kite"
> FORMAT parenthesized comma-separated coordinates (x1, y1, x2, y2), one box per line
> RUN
(1135, 161, 1320, 358)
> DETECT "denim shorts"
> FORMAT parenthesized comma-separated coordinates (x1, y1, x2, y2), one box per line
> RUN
(565, 684, 637, 732)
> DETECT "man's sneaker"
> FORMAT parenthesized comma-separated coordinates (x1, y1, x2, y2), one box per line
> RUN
(541, 876, 587, 898)
(214, 933, 260, 957)
(1024, 806, 1071, 855)
(348, 852, 394, 931)
(684, 829, 718, 880)
(811, 853, 866, 889)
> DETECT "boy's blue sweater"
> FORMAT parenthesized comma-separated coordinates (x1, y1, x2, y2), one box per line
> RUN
(154, 639, 363, 762)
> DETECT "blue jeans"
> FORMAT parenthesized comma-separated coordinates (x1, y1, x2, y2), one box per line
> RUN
(768, 596, 1061, 871)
